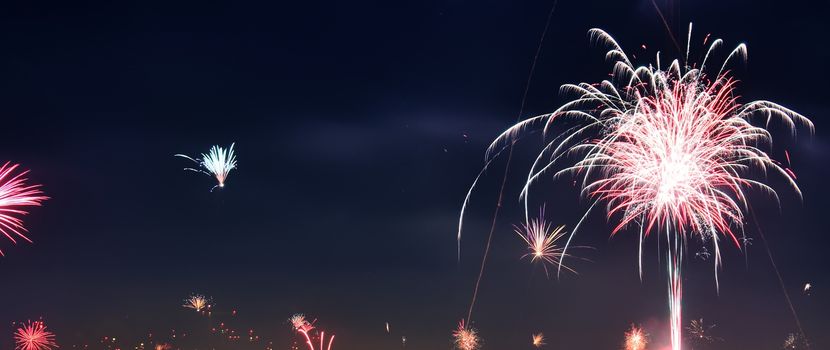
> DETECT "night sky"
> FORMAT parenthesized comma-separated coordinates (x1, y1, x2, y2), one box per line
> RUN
(0, 0, 828, 349)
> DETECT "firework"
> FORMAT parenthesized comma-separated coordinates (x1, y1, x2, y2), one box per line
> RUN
(176, 143, 238, 191)
(289, 314, 334, 350)
(624, 324, 648, 350)
(154, 344, 172, 350)
(0, 162, 48, 255)
(182, 294, 212, 313)
(531, 332, 545, 348)
(803, 283, 811, 295)
(290, 314, 314, 333)
(782, 333, 809, 349)
(463, 23, 811, 350)
(687, 318, 720, 345)
(14, 320, 58, 350)
(515, 208, 585, 277)
(452, 320, 480, 350)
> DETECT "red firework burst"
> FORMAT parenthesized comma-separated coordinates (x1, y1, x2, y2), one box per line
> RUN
(0, 162, 48, 255)
(14, 320, 58, 350)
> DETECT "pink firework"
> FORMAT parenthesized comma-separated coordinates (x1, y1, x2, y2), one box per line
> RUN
(289, 314, 334, 350)
(467, 23, 812, 350)
(0, 162, 48, 255)
(14, 320, 58, 350)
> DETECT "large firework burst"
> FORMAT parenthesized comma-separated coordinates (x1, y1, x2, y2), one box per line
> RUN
(462, 23, 812, 350)
(0, 162, 48, 255)
(452, 320, 480, 350)
(14, 320, 58, 350)
(176, 143, 238, 191)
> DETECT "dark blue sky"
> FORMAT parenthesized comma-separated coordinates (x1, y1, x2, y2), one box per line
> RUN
(0, 0, 827, 349)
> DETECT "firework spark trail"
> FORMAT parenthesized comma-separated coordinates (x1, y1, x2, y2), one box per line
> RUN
(14, 320, 58, 350)
(0, 162, 48, 255)
(750, 205, 808, 343)
(175, 143, 237, 191)
(457, 0, 560, 327)
(464, 23, 812, 350)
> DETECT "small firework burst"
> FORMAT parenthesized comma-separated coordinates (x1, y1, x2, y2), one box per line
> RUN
(154, 344, 172, 350)
(14, 320, 58, 350)
(531, 332, 545, 348)
(176, 143, 238, 191)
(0, 162, 48, 256)
(289, 314, 314, 333)
(515, 210, 583, 277)
(452, 320, 480, 350)
(288, 314, 334, 350)
(783, 333, 809, 350)
(687, 318, 720, 345)
(182, 294, 212, 313)
(624, 324, 648, 350)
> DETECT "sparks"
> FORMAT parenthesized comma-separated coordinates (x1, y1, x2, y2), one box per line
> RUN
(624, 324, 648, 350)
(289, 314, 334, 350)
(783, 333, 809, 350)
(14, 320, 58, 350)
(531, 332, 545, 348)
(176, 143, 238, 191)
(515, 209, 584, 277)
(462, 23, 812, 350)
(183, 294, 212, 313)
(0, 162, 49, 256)
(452, 320, 480, 350)
(686, 318, 720, 345)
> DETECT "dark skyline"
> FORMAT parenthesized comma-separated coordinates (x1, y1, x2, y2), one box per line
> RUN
(0, 0, 827, 349)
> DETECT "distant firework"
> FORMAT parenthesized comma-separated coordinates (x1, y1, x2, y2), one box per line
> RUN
(461, 23, 812, 350)
(154, 344, 172, 350)
(183, 294, 212, 313)
(290, 314, 314, 333)
(783, 332, 810, 349)
(531, 332, 545, 348)
(624, 324, 648, 350)
(289, 314, 334, 350)
(515, 209, 585, 277)
(0, 162, 48, 255)
(14, 320, 57, 350)
(176, 143, 238, 191)
(686, 318, 720, 345)
(452, 320, 480, 350)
